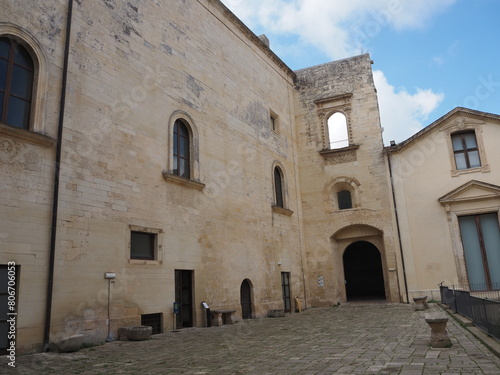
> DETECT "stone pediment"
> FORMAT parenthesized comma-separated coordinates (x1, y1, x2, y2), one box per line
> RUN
(438, 180, 500, 205)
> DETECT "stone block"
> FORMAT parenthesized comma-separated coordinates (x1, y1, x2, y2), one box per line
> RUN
(119, 326, 152, 341)
(49, 334, 84, 353)
(268, 309, 285, 318)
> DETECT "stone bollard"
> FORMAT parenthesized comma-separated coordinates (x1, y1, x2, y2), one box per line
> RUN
(425, 313, 451, 348)
(413, 296, 429, 311)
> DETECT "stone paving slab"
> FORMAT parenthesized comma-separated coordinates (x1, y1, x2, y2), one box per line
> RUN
(2, 303, 500, 374)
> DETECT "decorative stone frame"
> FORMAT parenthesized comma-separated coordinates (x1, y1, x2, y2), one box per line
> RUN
(0, 23, 51, 144)
(271, 161, 293, 216)
(331, 226, 395, 302)
(441, 117, 489, 177)
(162, 110, 205, 190)
(323, 176, 361, 213)
(128, 225, 164, 265)
(315, 94, 353, 147)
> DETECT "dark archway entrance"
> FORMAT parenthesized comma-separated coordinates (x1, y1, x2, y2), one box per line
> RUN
(240, 279, 253, 319)
(343, 241, 385, 301)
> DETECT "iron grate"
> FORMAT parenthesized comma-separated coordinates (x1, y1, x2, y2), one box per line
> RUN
(141, 313, 162, 334)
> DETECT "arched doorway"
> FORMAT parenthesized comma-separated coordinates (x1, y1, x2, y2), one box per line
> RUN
(343, 241, 385, 301)
(240, 279, 253, 319)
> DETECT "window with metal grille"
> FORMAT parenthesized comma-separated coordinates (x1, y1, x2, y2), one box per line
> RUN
(130, 231, 155, 260)
(0, 37, 34, 129)
(141, 313, 162, 334)
(451, 131, 481, 170)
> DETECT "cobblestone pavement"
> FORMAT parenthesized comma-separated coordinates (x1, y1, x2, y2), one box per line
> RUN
(3, 303, 500, 374)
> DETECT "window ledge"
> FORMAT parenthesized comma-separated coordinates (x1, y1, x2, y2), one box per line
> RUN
(451, 164, 490, 177)
(272, 206, 294, 216)
(319, 144, 359, 155)
(128, 259, 162, 265)
(162, 172, 205, 190)
(0, 122, 55, 147)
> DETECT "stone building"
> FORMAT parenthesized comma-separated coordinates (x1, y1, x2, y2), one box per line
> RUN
(0, 0, 498, 354)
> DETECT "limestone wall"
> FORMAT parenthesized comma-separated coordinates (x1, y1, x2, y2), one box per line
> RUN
(47, 0, 304, 346)
(0, 0, 67, 353)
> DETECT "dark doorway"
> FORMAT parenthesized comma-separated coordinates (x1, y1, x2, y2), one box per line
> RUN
(175, 270, 193, 328)
(281, 272, 291, 313)
(343, 241, 386, 301)
(240, 279, 253, 319)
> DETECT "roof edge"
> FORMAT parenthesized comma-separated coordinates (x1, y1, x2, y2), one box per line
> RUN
(208, 0, 296, 79)
(386, 107, 500, 154)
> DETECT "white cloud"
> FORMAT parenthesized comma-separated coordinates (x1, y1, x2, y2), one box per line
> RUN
(221, 1, 451, 144)
(431, 56, 444, 66)
(222, 0, 457, 60)
(373, 70, 444, 144)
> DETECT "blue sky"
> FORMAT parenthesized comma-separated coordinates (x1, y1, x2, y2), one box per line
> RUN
(220, 0, 500, 145)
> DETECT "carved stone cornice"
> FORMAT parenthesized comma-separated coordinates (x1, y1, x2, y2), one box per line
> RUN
(319, 145, 359, 165)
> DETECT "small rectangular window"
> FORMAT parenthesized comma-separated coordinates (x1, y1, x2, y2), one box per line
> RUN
(131, 231, 155, 260)
(270, 111, 278, 132)
(141, 313, 163, 334)
(338, 190, 352, 210)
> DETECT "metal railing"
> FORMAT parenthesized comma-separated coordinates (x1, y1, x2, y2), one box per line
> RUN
(440, 285, 500, 341)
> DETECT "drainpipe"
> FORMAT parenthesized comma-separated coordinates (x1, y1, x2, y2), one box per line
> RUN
(386, 150, 410, 303)
(44, 0, 74, 351)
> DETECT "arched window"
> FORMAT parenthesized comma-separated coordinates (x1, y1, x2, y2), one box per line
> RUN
(173, 119, 190, 179)
(327, 112, 348, 149)
(0, 36, 34, 129)
(274, 167, 284, 208)
(337, 190, 352, 210)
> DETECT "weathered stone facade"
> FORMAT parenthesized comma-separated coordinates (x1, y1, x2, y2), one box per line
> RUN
(1, 0, 499, 355)
(294, 57, 401, 306)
